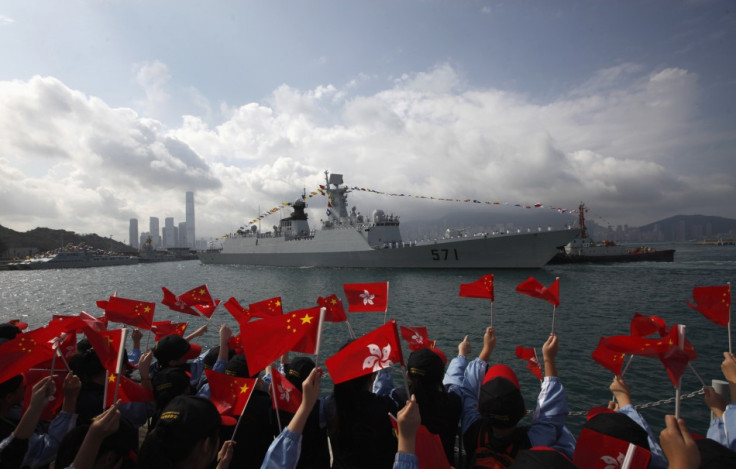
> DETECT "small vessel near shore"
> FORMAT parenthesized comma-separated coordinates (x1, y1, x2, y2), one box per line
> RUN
(138, 238, 198, 263)
(199, 172, 580, 269)
(7, 245, 138, 270)
(548, 203, 675, 264)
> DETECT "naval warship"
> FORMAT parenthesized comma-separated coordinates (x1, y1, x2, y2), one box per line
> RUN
(198, 172, 579, 269)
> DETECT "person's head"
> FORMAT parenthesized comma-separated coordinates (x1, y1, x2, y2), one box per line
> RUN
(478, 364, 526, 430)
(407, 348, 445, 392)
(0, 323, 22, 344)
(152, 366, 193, 411)
(69, 348, 106, 383)
(225, 354, 250, 378)
(139, 395, 222, 469)
(203, 346, 233, 370)
(0, 375, 24, 410)
(56, 417, 139, 469)
(153, 335, 202, 367)
(285, 356, 316, 391)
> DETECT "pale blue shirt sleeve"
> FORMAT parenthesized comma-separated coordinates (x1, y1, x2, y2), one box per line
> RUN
(526, 376, 576, 459)
(260, 428, 302, 469)
(128, 348, 142, 365)
(707, 403, 736, 451)
(442, 355, 468, 397)
(617, 404, 667, 469)
(459, 357, 485, 434)
(21, 410, 77, 468)
(393, 452, 418, 469)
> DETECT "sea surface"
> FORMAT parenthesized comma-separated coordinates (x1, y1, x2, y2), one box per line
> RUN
(1, 242, 735, 437)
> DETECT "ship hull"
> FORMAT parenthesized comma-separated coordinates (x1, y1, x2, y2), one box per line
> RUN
(199, 229, 579, 269)
(7, 257, 138, 270)
(548, 248, 675, 264)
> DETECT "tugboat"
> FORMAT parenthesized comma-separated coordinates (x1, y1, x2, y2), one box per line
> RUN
(548, 203, 675, 264)
(198, 171, 580, 269)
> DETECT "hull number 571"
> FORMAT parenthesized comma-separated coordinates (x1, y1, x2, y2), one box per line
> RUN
(431, 249, 459, 261)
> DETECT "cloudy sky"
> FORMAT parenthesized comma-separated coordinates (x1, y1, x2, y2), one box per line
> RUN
(1, 1, 734, 244)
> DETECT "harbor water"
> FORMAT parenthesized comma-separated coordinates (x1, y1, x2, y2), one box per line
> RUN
(1, 242, 734, 437)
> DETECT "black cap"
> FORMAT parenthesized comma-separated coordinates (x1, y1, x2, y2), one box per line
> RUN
(478, 376, 526, 429)
(0, 323, 21, 343)
(407, 348, 444, 383)
(155, 395, 221, 444)
(153, 335, 201, 365)
(697, 437, 736, 468)
(152, 367, 192, 409)
(225, 354, 250, 378)
(286, 356, 316, 390)
(583, 412, 650, 451)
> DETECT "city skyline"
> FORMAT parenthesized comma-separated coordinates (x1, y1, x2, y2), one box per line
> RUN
(128, 191, 197, 249)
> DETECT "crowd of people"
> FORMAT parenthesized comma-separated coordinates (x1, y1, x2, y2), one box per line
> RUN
(1, 318, 736, 469)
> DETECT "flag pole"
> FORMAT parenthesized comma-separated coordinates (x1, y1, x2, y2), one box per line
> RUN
(103, 370, 109, 409)
(314, 308, 326, 367)
(688, 362, 706, 388)
(230, 380, 256, 441)
(49, 337, 59, 378)
(400, 365, 411, 397)
(346, 320, 356, 340)
(728, 282, 732, 355)
(621, 355, 634, 377)
(490, 300, 494, 329)
(675, 325, 686, 419)
(551, 305, 557, 336)
(113, 328, 128, 404)
(268, 366, 283, 434)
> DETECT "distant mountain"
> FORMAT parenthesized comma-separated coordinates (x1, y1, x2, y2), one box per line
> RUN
(0, 225, 135, 258)
(632, 214, 736, 242)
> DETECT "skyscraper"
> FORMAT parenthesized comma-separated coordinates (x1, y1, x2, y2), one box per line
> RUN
(129, 218, 139, 249)
(163, 217, 176, 248)
(185, 191, 195, 249)
(149, 217, 160, 248)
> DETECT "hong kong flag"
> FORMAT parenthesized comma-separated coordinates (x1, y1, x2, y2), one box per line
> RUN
(316, 294, 347, 322)
(101, 296, 155, 330)
(161, 287, 200, 316)
(270, 367, 302, 414)
(515, 346, 543, 380)
(325, 321, 403, 384)
(400, 326, 433, 351)
(516, 277, 560, 307)
(687, 285, 731, 327)
(574, 427, 651, 469)
(343, 282, 389, 313)
(249, 297, 284, 318)
(459, 274, 494, 300)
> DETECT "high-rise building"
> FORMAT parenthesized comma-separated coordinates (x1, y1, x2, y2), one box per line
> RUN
(178, 222, 187, 248)
(149, 217, 161, 248)
(129, 218, 139, 249)
(185, 191, 195, 249)
(163, 217, 177, 248)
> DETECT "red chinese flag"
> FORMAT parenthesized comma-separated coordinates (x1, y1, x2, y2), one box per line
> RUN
(630, 313, 667, 337)
(9, 319, 29, 331)
(22, 370, 66, 420)
(591, 338, 626, 376)
(659, 324, 697, 387)
(574, 427, 651, 469)
(248, 297, 284, 318)
(102, 296, 155, 330)
(224, 297, 253, 324)
(600, 335, 670, 357)
(516, 277, 560, 307)
(687, 285, 731, 327)
(270, 368, 302, 414)
(400, 326, 432, 351)
(515, 346, 543, 380)
(316, 294, 347, 322)
(104, 374, 154, 407)
(151, 321, 188, 341)
(0, 325, 58, 383)
(288, 307, 323, 355)
(205, 369, 256, 416)
(161, 287, 200, 316)
(239, 308, 320, 376)
(325, 321, 403, 384)
(459, 274, 494, 300)
(179, 284, 216, 306)
(83, 328, 124, 374)
(343, 282, 389, 312)
(389, 418, 452, 469)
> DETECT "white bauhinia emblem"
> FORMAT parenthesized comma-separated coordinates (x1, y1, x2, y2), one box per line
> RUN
(360, 289, 375, 306)
(601, 452, 626, 469)
(277, 384, 292, 403)
(411, 333, 424, 345)
(362, 343, 393, 371)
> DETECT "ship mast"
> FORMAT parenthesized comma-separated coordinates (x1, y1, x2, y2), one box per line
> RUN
(578, 202, 587, 239)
